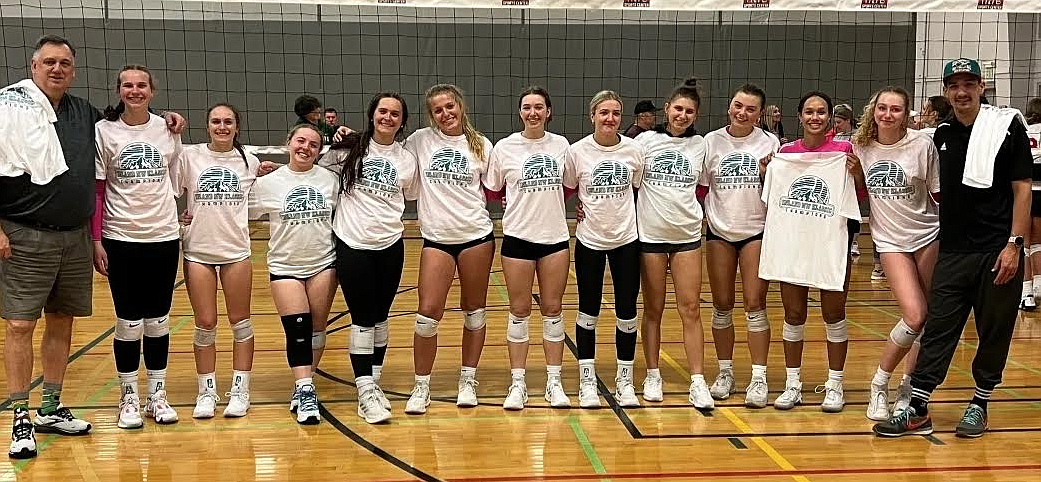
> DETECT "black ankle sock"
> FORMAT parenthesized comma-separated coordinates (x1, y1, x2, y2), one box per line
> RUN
(970, 397, 989, 411)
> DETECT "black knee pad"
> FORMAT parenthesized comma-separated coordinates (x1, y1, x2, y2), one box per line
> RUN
(281, 313, 314, 368)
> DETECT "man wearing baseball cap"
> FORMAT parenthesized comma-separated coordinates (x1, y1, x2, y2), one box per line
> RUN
(873, 58, 1032, 439)
(623, 100, 658, 138)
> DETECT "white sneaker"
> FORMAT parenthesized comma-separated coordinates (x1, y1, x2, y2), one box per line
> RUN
(118, 393, 143, 429)
(710, 369, 736, 400)
(358, 387, 392, 424)
(193, 391, 220, 419)
(614, 377, 640, 407)
(296, 384, 321, 424)
(503, 380, 528, 410)
(850, 240, 861, 257)
(223, 388, 250, 418)
(545, 377, 571, 408)
(744, 376, 769, 408)
(145, 390, 179, 424)
(8, 416, 36, 459)
(33, 405, 91, 435)
(405, 381, 431, 415)
(688, 379, 715, 410)
(374, 384, 392, 411)
(866, 384, 890, 421)
(773, 381, 802, 410)
(1021, 295, 1037, 311)
(893, 381, 912, 415)
(578, 379, 600, 408)
(871, 267, 886, 281)
(818, 380, 845, 413)
(642, 375, 663, 402)
(289, 387, 299, 413)
(457, 377, 479, 408)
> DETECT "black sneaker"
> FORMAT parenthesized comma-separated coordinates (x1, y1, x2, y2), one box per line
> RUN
(955, 403, 988, 438)
(34, 405, 92, 435)
(8, 415, 37, 459)
(872, 405, 933, 437)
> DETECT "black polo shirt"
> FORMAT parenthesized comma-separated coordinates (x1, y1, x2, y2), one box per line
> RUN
(0, 93, 101, 228)
(934, 115, 1032, 253)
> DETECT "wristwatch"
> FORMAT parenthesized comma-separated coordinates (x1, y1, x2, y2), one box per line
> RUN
(1009, 235, 1024, 249)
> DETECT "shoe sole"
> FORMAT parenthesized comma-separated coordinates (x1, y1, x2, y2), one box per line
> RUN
(361, 412, 392, 424)
(405, 400, 430, 415)
(193, 413, 215, 419)
(643, 395, 663, 402)
(297, 415, 320, 425)
(546, 401, 572, 408)
(822, 405, 845, 413)
(118, 421, 144, 429)
(866, 412, 891, 422)
(457, 401, 478, 408)
(223, 411, 248, 418)
(503, 403, 525, 411)
(873, 427, 933, 437)
(7, 448, 36, 459)
(955, 428, 986, 438)
(33, 424, 91, 436)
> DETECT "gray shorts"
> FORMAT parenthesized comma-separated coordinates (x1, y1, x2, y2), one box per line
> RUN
(0, 219, 93, 321)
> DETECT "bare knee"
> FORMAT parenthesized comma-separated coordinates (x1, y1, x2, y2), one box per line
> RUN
(6, 320, 37, 338)
(822, 308, 846, 324)
(539, 300, 562, 318)
(677, 301, 701, 323)
(194, 317, 218, 331)
(459, 301, 485, 313)
(510, 306, 532, 318)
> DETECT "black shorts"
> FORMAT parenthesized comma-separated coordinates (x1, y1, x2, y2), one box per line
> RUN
(423, 232, 495, 260)
(269, 264, 335, 282)
(500, 235, 569, 261)
(705, 226, 763, 252)
(641, 240, 702, 254)
(1032, 191, 1041, 218)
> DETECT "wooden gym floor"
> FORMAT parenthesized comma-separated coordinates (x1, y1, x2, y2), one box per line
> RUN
(2, 221, 1040, 481)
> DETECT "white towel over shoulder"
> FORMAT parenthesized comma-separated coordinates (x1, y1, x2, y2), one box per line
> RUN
(0, 79, 68, 184)
(963, 104, 1027, 189)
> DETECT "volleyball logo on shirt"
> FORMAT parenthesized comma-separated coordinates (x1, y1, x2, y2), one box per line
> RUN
(646, 150, 695, 188)
(587, 160, 631, 199)
(518, 154, 561, 193)
(866, 161, 915, 199)
(115, 142, 166, 183)
(280, 185, 331, 225)
(716, 151, 761, 189)
(195, 166, 244, 205)
(0, 88, 34, 110)
(425, 147, 473, 186)
(779, 175, 835, 217)
(357, 157, 400, 197)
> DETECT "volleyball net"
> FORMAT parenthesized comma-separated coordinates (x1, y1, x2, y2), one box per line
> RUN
(0, 0, 1039, 145)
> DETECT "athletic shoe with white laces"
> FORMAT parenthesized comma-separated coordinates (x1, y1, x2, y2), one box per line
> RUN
(358, 387, 392, 424)
(866, 385, 890, 421)
(688, 379, 715, 410)
(503, 380, 528, 410)
(145, 390, 179, 424)
(642, 375, 664, 402)
(457, 377, 479, 407)
(223, 388, 250, 418)
(614, 376, 641, 407)
(773, 381, 802, 410)
(8, 415, 36, 459)
(374, 384, 392, 411)
(405, 380, 431, 415)
(745, 376, 769, 408)
(118, 393, 143, 429)
(192, 391, 220, 419)
(33, 405, 91, 435)
(578, 379, 600, 408)
(544, 377, 571, 408)
(892, 382, 912, 415)
(710, 369, 736, 400)
(296, 384, 320, 425)
(819, 380, 846, 413)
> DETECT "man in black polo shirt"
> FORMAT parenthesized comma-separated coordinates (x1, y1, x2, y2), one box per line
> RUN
(0, 35, 184, 459)
(873, 58, 1032, 439)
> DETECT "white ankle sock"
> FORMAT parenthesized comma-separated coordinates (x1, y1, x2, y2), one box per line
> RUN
(871, 367, 892, 388)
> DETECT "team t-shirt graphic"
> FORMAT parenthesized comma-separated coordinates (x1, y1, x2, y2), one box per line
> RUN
(588, 160, 631, 198)
(195, 166, 244, 205)
(716, 151, 760, 189)
(519, 154, 561, 193)
(646, 150, 695, 188)
(425, 147, 473, 186)
(866, 161, 914, 199)
(281, 185, 332, 225)
(358, 157, 400, 197)
(779, 175, 835, 217)
(116, 141, 166, 183)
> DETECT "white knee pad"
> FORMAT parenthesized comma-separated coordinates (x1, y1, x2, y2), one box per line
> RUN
(542, 314, 565, 342)
(616, 316, 637, 334)
(193, 326, 216, 347)
(825, 319, 849, 343)
(781, 321, 805, 342)
(463, 308, 487, 331)
(350, 325, 375, 355)
(746, 309, 769, 333)
(312, 330, 327, 350)
(374, 320, 389, 347)
(230, 318, 254, 342)
(506, 314, 530, 343)
(415, 314, 440, 338)
(1028, 244, 1041, 257)
(114, 318, 144, 342)
(888, 319, 919, 349)
(711, 308, 733, 330)
(576, 312, 598, 331)
(143, 315, 169, 338)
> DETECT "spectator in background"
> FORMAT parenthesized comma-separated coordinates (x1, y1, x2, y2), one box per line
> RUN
(293, 95, 335, 145)
(324, 107, 339, 128)
(760, 104, 787, 144)
(918, 96, 951, 136)
(623, 100, 658, 138)
(832, 104, 856, 141)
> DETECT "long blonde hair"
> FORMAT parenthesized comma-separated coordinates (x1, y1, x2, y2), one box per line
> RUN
(425, 84, 486, 167)
(852, 86, 911, 147)
(588, 90, 622, 115)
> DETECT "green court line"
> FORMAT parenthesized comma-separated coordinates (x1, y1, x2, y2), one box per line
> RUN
(567, 415, 611, 482)
(489, 271, 510, 304)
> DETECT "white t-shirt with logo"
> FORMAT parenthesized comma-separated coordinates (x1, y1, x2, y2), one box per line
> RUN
(699, 126, 780, 242)
(634, 130, 707, 244)
(320, 139, 420, 250)
(95, 114, 182, 242)
(178, 144, 260, 264)
(855, 130, 941, 253)
(485, 131, 570, 245)
(406, 127, 494, 244)
(759, 152, 860, 291)
(563, 134, 644, 251)
(1028, 123, 1041, 190)
(249, 166, 339, 277)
